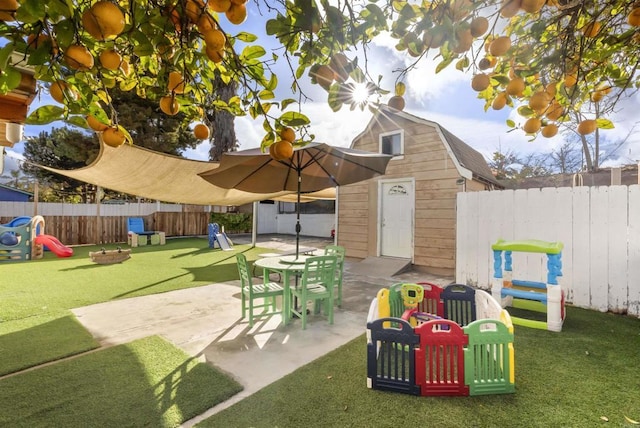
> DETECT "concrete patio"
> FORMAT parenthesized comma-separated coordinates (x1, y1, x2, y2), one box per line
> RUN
(70, 234, 453, 426)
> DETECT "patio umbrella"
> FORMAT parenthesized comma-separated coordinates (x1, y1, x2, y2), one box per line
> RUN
(199, 142, 392, 258)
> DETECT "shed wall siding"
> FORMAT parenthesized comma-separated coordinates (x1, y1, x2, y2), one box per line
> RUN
(341, 114, 466, 275)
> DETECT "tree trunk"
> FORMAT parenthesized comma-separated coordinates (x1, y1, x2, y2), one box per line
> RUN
(208, 71, 239, 161)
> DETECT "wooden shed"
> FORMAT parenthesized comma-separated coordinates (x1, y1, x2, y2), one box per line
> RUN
(337, 106, 502, 276)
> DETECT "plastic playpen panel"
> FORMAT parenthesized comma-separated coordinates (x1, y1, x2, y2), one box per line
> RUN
(442, 284, 477, 327)
(367, 318, 420, 395)
(415, 320, 469, 396)
(463, 319, 515, 395)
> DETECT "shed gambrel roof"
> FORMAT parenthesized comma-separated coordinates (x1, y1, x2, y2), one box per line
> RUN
(352, 106, 503, 188)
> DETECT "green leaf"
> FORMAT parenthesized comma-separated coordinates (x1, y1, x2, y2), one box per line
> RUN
(234, 32, 258, 43)
(280, 98, 297, 110)
(506, 119, 516, 128)
(279, 111, 310, 127)
(0, 66, 21, 93)
(0, 43, 15, 71)
(54, 19, 75, 48)
(25, 105, 65, 125)
(241, 45, 266, 60)
(258, 89, 275, 100)
(266, 73, 278, 91)
(68, 115, 89, 129)
(517, 105, 534, 117)
(455, 57, 469, 71)
(596, 118, 614, 129)
(15, 0, 46, 24)
(435, 57, 453, 74)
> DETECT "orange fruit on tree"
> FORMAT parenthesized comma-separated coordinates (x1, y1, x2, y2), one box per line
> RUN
(564, 73, 577, 87)
(577, 119, 597, 135)
(628, 8, 640, 26)
(471, 74, 491, 92)
(231, 0, 248, 4)
(49, 80, 76, 104)
(81, 1, 126, 41)
(87, 115, 109, 132)
(528, 91, 550, 112)
(506, 77, 525, 97)
(271, 140, 294, 161)
(545, 81, 557, 96)
(329, 53, 350, 83)
(64, 44, 94, 70)
(500, 0, 521, 18)
(102, 127, 126, 147)
(545, 100, 564, 120)
(0, 0, 18, 21)
(311, 65, 334, 90)
(280, 127, 295, 143)
(225, 3, 247, 25)
(423, 29, 445, 49)
(120, 59, 131, 76)
(167, 71, 185, 94)
(197, 14, 217, 33)
(26, 33, 47, 50)
(489, 36, 511, 57)
(99, 49, 122, 71)
(523, 117, 542, 134)
(205, 46, 225, 63)
(581, 21, 601, 38)
(185, 0, 205, 23)
(387, 95, 405, 111)
(209, 0, 231, 13)
(590, 90, 604, 102)
(159, 95, 180, 115)
(469, 17, 489, 38)
(541, 124, 558, 138)
(595, 82, 612, 94)
(203, 28, 226, 50)
(193, 123, 210, 139)
(453, 29, 473, 53)
(520, 0, 545, 13)
(492, 92, 508, 110)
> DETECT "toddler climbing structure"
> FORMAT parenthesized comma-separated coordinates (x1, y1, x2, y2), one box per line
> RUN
(0, 216, 72, 261)
(367, 282, 515, 397)
(491, 239, 565, 332)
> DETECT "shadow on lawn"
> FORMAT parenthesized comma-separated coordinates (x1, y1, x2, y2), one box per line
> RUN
(0, 315, 98, 377)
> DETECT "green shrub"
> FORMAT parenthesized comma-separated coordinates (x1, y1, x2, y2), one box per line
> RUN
(209, 213, 252, 233)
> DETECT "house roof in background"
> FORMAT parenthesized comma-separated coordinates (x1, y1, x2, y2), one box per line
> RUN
(366, 107, 502, 188)
(0, 183, 33, 196)
(504, 164, 640, 189)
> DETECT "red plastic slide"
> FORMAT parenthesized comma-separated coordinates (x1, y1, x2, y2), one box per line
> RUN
(34, 235, 74, 258)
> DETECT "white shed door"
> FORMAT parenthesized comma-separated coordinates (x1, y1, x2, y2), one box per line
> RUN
(380, 180, 413, 258)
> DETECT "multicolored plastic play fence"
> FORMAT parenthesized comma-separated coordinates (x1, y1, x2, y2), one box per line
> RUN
(366, 282, 515, 397)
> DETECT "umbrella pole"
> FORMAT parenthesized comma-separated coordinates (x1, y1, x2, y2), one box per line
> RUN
(296, 169, 301, 259)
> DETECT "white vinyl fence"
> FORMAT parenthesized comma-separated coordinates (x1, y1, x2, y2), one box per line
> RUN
(456, 185, 640, 317)
(0, 201, 184, 217)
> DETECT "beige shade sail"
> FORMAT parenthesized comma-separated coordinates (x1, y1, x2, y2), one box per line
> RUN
(39, 143, 294, 206)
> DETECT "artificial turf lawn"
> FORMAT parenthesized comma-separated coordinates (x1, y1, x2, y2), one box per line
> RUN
(0, 238, 264, 322)
(0, 336, 243, 427)
(198, 306, 640, 428)
(0, 238, 266, 375)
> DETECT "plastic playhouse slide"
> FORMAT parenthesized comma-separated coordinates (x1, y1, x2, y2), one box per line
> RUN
(34, 235, 74, 258)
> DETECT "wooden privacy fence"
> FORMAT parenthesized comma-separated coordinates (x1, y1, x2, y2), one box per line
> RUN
(456, 185, 640, 317)
(0, 212, 211, 245)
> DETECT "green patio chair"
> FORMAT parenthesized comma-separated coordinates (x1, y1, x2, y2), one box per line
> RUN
(290, 255, 337, 330)
(236, 253, 284, 327)
(324, 245, 346, 307)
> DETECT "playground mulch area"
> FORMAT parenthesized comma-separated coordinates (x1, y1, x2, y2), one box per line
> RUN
(198, 305, 640, 427)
